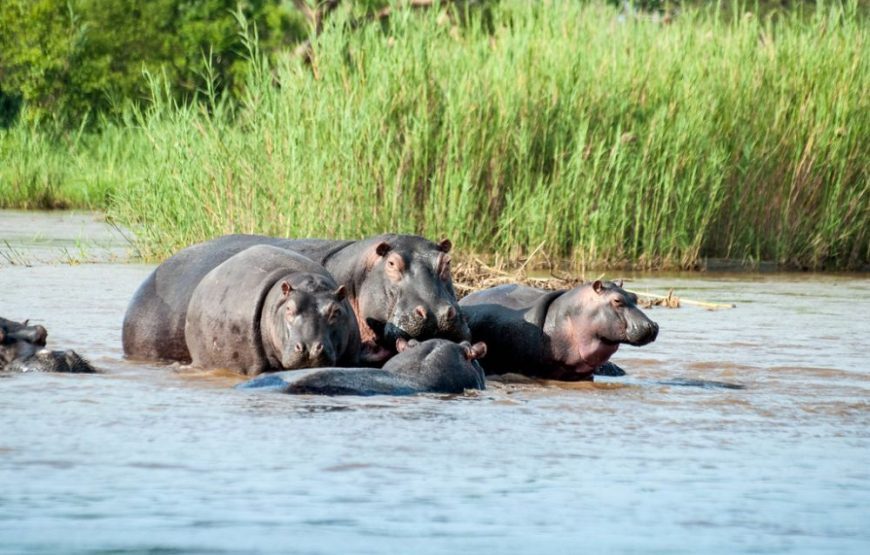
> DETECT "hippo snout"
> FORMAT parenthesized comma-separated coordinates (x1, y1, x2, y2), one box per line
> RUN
(284, 341, 337, 368)
(625, 318, 659, 346)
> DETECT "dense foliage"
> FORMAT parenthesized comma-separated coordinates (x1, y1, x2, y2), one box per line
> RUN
(0, 1, 867, 270)
(0, 0, 308, 126)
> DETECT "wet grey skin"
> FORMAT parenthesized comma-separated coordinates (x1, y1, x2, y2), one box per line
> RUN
(459, 280, 659, 381)
(1, 317, 96, 373)
(183, 245, 361, 375)
(237, 338, 488, 396)
(123, 234, 470, 366)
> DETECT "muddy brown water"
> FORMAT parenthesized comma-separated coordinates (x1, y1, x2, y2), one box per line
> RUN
(0, 211, 868, 554)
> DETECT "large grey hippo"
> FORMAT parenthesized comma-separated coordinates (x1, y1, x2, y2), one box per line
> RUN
(183, 245, 360, 374)
(1, 317, 95, 373)
(237, 338, 487, 396)
(459, 280, 658, 381)
(123, 234, 469, 365)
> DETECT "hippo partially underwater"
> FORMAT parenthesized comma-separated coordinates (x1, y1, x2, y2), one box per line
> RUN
(238, 338, 487, 396)
(177, 245, 359, 374)
(1, 317, 95, 373)
(459, 280, 659, 381)
(123, 234, 470, 366)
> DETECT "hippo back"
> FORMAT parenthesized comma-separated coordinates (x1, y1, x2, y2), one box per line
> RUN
(122, 234, 301, 362)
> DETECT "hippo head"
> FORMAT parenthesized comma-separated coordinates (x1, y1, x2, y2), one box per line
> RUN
(1, 318, 95, 373)
(546, 280, 658, 378)
(355, 236, 471, 356)
(0, 318, 47, 369)
(390, 337, 487, 391)
(265, 276, 354, 370)
(6, 348, 96, 373)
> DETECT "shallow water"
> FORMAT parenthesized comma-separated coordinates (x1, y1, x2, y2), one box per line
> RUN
(0, 212, 868, 554)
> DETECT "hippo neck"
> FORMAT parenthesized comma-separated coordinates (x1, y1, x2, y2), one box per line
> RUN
(525, 290, 566, 329)
(319, 239, 378, 298)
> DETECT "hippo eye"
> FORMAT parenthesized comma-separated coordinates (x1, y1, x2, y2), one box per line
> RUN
(612, 298, 624, 308)
(326, 306, 342, 324)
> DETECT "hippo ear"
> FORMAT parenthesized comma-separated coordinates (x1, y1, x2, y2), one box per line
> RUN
(396, 338, 409, 353)
(464, 341, 488, 360)
(33, 325, 48, 346)
(437, 253, 452, 281)
(614, 279, 624, 288)
(375, 241, 391, 257)
(333, 285, 346, 301)
(396, 338, 420, 352)
(437, 238, 452, 253)
(592, 280, 604, 295)
(280, 280, 293, 298)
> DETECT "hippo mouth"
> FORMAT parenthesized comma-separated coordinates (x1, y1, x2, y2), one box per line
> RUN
(624, 322, 659, 346)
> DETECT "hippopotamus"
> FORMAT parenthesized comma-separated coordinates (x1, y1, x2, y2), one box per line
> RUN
(123, 234, 469, 365)
(181, 245, 359, 374)
(1, 317, 95, 373)
(458, 280, 659, 381)
(238, 338, 487, 396)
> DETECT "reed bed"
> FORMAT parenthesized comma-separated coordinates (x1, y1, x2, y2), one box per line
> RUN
(2, 1, 867, 269)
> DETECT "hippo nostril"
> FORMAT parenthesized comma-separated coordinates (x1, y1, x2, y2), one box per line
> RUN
(414, 305, 428, 321)
(294, 343, 304, 353)
(310, 342, 324, 356)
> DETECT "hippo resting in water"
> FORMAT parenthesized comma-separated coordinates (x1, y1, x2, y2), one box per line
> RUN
(123, 234, 470, 365)
(178, 245, 359, 374)
(459, 280, 658, 381)
(238, 338, 487, 396)
(1, 317, 95, 373)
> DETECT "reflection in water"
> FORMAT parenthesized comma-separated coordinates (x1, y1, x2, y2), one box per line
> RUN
(0, 214, 868, 553)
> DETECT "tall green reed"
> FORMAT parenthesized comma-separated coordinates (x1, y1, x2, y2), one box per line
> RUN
(5, 1, 867, 269)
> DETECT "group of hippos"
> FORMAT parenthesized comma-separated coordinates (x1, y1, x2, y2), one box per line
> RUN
(1, 233, 659, 396)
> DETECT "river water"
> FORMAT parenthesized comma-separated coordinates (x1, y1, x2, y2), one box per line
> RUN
(0, 211, 868, 554)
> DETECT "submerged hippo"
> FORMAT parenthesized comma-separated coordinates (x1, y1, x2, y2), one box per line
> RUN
(123, 234, 469, 365)
(1, 317, 95, 373)
(184, 245, 360, 374)
(238, 338, 487, 396)
(459, 280, 658, 381)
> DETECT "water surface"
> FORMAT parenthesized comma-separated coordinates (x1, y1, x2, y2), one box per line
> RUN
(0, 212, 867, 554)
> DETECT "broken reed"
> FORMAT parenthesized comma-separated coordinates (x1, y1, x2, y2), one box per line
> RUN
(2, 1, 867, 269)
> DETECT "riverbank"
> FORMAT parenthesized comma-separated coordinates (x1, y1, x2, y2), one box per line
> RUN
(1, 1, 866, 270)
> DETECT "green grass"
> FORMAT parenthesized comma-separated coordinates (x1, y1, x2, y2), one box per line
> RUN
(1, 0, 867, 269)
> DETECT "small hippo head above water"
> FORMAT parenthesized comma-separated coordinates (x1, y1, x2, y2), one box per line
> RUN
(544, 280, 659, 378)
(263, 276, 352, 369)
(386, 337, 488, 392)
(346, 236, 471, 360)
(1, 317, 95, 373)
(0, 317, 47, 369)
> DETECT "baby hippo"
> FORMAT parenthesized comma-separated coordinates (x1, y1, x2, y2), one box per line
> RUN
(185, 245, 361, 374)
(238, 338, 487, 396)
(1, 317, 95, 373)
(459, 280, 658, 381)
